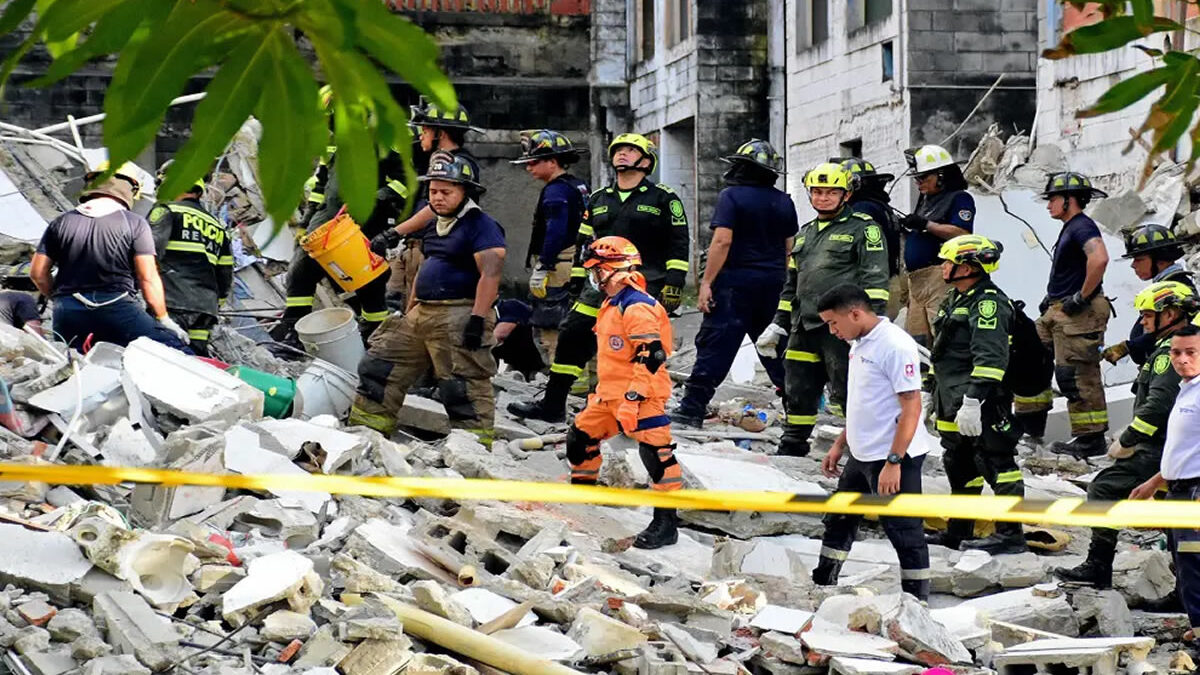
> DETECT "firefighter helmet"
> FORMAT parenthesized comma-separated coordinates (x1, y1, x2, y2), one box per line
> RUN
(1134, 281, 1195, 313)
(511, 129, 582, 165)
(608, 133, 657, 174)
(938, 234, 1003, 274)
(1039, 171, 1108, 200)
(834, 156, 895, 189)
(905, 144, 955, 175)
(1122, 223, 1181, 259)
(410, 96, 478, 132)
(418, 151, 486, 195)
(721, 139, 784, 174)
(583, 236, 642, 272)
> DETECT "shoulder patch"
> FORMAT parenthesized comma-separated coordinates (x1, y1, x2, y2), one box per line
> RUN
(149, 205, 169, 223)
(848, 212, 872, 221)
(1154, 353, 1171, 375)
(864, 224, 884, 250)
(656, 183, 677, 195)
(978, 299, 997, 319)
(669, 200, 684, 219)
(959, 209, 974, 221)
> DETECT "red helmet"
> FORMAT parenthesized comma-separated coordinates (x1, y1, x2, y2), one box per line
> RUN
(583, 236, 641, 272)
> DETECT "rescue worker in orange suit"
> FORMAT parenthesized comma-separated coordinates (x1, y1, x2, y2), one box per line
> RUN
(567, 236, 682, 549)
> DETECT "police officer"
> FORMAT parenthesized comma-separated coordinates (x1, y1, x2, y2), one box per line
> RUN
(507, 133, 690, 423)
(148, 162, 232, 357)
(671, 140, 796, 428)
(837, 157, 903, 320)
(1102, 224, 1194, 366)
(511, 130, 590, 362)
(927, 235, 1027, 554)
(898, 145, 976, 348)
(348, 152, 505, 446)
(1015, 172, 1112, 458)
(566, 237, 682, 549)
(756, 163, 889, 457)
(1056, 281, 1195, 588)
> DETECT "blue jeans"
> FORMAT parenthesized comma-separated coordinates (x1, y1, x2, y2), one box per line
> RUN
(677, 278, 785, 417)
(52, 292, 192, 353)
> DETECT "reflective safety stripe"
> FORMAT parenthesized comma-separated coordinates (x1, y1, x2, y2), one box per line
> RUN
(188, 329, 210, 340)
(1177, 541, 1200, 553)
(665, 259, 689, 272)
(785, 350, 820, 362)
(865, 288, 890, 301)
(952, 307, 969, 315)
(308, 192, 325, 204)
(936, 419, 959, 432)
(900, 567, 932, 580)
(777, 299, 792, 312)
(964, 476, 986, 488)
(786, 414, 817, 426)
(165, 241, 220, 265)
(1130, 417, 1158, 436)
(347, 406, 397, 435)
(1070, 410, 1109, 425)
(996, 470, 1024, 484)
(386, 179, 409, 198)
(217, 256, 234, 266)
(787, 257, 796, 269)
(571, 302, 600, 317)
(819, 546, 849, 561)
(571, 267, 586, 278)
(360, 309, 389, 322)
(628, 333, 660, 340)
(578, 224, 595, 237)
(1014, 390, 1054, 405)
(550, 363, 585, 378)
(464, 428, 494, 447)
(286, 296, 315, 308)
(826, 402, 844, 418)
(971, 366, 1006, 381)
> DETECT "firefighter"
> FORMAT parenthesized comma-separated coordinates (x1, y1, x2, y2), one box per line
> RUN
(507, 133, 690, 423)
(148, 162, 232, 357)
(1015, 172, 1112, 458)
(510, 129, 590, 362)
(566, 236, 681, 549)
(755, 162, 889, 457)
(837, 157, 903, 320)
(1102, 224, 1194, 366)
(927, 235, 1027, 554)
(898, 145, 975, 347)
(1056, 281, 1195, 587)
(348, 152, 504, 446)
(672, 139, 796, 428)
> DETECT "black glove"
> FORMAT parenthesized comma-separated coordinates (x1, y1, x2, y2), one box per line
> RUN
(370, 229, 402, 257)
(567, 274, 585, 297)
(901, 213, 928, 232)
(462, 314, 486, 350)
(1038, 295, 1051, 315)
(1062, 292, 1088, 316)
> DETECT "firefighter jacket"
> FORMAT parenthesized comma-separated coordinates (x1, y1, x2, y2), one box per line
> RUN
(149, 198, 233, 315)
(308, 146, 418, 238)
(594, 276, 674, 403)
(928, 278, 1013, 418)
(1128, 265, 1195, 365)
(527, 174, 590, 269)
(1118, 335, 1183, 449)
(573, 178, 690, 294)
(773, 207, 889, 331)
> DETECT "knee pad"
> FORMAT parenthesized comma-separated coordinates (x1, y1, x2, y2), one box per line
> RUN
(638, 442, 677, 483)
(1055, 365, 1081, 401)
(566, 425, 601, 466)
(356, 356, 394, 403)
(437, 377, 476, 421)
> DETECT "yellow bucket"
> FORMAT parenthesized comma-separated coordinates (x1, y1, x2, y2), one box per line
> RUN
(301, 213, 388, 293)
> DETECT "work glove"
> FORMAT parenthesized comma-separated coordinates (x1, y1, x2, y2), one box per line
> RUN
(158, 315, 190, 345)
(1038, 295, 1051, 315)
(1108, 438, 1136, 459)
(618, 395, 643, 433)
(755, 323, 789, 359)
(567, 273, 585, 297)
(660, 285, 683, 313)
(529, 268, 550, 299)
(900, 213, 928, 232)
(1101, 341, 1129, 365)
(369, 228, 402, 258)
(1061, 291, 1088, 316)
(462, 314, 486, 350)
(954, 396, 984, 437)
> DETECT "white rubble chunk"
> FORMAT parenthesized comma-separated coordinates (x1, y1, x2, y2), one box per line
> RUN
(660, 623, 719, 664)
(124, 337, 263, 423)
(828, 656, 923, 675)
(28, 364, 120, 416)
(567, 607, 647, 657)
(751, 606, 813, 634)
(255, 418, 367, 473)
(450, 587, 536, 627)
(992, 636, 1157, 675)
(0, 524, 92, 603)
(223, 424, 330, 513)
(674, 449, 825, 495)
(261, 610, 317, 642)
(491, 626, 582, 661)
(222, 550, 323, 623)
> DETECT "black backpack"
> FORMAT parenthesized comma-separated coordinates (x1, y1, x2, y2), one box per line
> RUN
(1005, 300, 1053, 397)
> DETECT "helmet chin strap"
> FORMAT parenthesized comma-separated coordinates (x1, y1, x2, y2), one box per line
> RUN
(946, 263, 982, 283)
(812, 192, 849, 217)
(614, 152, 650, 174)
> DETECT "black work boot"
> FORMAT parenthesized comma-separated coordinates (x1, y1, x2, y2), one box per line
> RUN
(1054, 557, 1113, 588)
(633, 508, 679, 549)
(669, 408, 704, 429)
(506, 374, 571, 423)
(777, 437, 811, 457)
(1051, 432, 1107, 459)
(927, 517, 974, 550)
(961, 523, 1027, 555)
(811, 556, 844, 586)
(1016, 410, 1048, 440)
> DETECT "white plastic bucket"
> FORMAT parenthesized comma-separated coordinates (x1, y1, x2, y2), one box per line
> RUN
(294, 307, 363, 373)
(292, 358, 358, 420)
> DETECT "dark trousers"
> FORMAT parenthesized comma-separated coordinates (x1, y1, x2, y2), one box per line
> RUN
(1168, 479, 1200, 628)
(169, 310, 217, 357)
(677, 279, 785, 417)
(1086, 445, 1162, 562)
(782, 324, 849, 443)
(940, 408, 1024, 540)
(818, 453, 930, 599)
(53, 292, 191, 353)
(275, 250, 391, 339)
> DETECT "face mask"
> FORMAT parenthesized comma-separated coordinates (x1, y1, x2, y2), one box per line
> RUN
(588, 274, 602, 292)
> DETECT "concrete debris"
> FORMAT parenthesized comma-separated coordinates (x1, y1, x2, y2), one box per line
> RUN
(222, 550, 324, 623)
(568, 607, 648, 657)
(1114, 550, 1177, 607)
(992, 636, 1156, 675)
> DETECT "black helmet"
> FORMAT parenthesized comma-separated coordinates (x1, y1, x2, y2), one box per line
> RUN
(410, 96, 479, 132)
(418, 151, 486, 195)
(1039, 171, 1108, 200)
(722, 139, 784, 174)
(511, 129, 582, 165)
(1123, 223, 1183, 260)
(832, 157, 894, 189)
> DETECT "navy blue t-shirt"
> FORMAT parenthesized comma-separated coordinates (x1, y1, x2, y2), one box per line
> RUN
(414, 208, 506, 302)
(710, 185, 798, 284)
(1047, 213, 1103, 299)
(903, 191, 975, 271)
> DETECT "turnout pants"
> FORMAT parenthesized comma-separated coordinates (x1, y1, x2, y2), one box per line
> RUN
(817, 454, 930, 599)
(567, 396, 681, 491)
(939, 405, 1025, 541)
(277, 247, 391, 340)
(349, 302, 497, 445)
(385, 240, 424, 311)
(1016, 296, 1111, 436)
(530, 249, 576, 365)
(1168, 479, 1200, 629)
(677, 278, 785, 418)
(1086, 444, 1162, 563)
(53, 292, 191, 353)
(905, 265, 951, 348)
(169, 310, 217, 357)
(782, 324, 849, 445)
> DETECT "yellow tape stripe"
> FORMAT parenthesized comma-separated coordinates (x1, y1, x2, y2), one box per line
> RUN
(936, 419, 959, 432)
(1, 463, 1199, 527)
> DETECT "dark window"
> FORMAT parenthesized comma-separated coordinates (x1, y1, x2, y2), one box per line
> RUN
(882, 40, 894, 81)
(840, 139, 863, 159)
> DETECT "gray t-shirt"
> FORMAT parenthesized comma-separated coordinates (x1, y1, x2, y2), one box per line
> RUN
(0, 292, 38, 329)
(36, 202, 156, 296)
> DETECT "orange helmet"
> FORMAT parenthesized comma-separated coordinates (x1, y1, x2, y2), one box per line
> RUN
(583, 236, 641, 272)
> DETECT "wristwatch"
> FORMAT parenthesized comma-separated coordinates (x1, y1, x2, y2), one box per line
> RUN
(886, 453, 903, 465)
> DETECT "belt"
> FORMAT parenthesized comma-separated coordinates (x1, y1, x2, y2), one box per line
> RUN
(1168, 477, 1200, 492)
(70, 292, 129, 309)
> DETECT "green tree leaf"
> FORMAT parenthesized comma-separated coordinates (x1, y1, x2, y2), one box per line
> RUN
(1131, 0, 1153, 28)
(351, 0, 456, 111)
(1078, 66, 1171, 118)
(1042, 15, 1180, 59)
(26, 0, 160, 87)
(0, 0, 36, 38)
(34, 0, 129, 43)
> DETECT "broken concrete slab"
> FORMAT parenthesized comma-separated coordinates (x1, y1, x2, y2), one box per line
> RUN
(82, 654, 151, 675)
(491, 625, 582, 661)
(255, 418, 367, 473)
(337, 638, 413, 675)
(223, 423, 331, 513)
(1071, 587, 1135, 638)
(91, 591, 181, 672)
(799, 623, 899, 665)
(262, 610, 317, 642)
(124, 337, 263, 423)
(46, 608, 98, 642)
(568, 607, 648, 657)
(1114, 549, 1176, 607)
(345, 518, 455, 583)
(294, 625, 353, 669)
(992, 636, 1156, 675)
(0, 524, 92, 605)
(751, 605, 813, 634)
(828, 656, 922, 675)
(222, 550, 324, 623)
(23, 648, 78, 675)
(236, 499, 320, 548)
(411, 580, 473, 626)
(660, 622, 718, 664)
(451, 587, 537, 628)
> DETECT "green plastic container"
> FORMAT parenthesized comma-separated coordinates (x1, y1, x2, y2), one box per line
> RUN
(227, 366, 296, 419)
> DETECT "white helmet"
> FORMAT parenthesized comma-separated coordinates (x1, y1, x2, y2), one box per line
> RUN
(905, 144, 955, 174)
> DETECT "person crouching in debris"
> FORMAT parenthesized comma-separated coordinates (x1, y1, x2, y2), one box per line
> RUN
(348, 152, 505, 447)
(813, 283, 931, 600)
(30, 162, 191, 351)
(566, 236, 681, 549)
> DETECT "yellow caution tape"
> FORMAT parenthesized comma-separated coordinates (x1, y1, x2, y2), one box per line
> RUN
(0, 462, 1196, 529)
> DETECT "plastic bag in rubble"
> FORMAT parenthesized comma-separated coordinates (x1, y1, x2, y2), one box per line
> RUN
(716, 401, 774, 432)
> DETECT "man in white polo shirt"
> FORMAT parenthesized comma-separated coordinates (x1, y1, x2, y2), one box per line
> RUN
(811, 283, 932, 600)
(1131, 323, 1200, 637)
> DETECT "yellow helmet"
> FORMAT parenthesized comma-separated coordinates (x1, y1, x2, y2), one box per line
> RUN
(938, 234, 1003, 274)
(608, 133, 657, 174)
(1135, 281, 1195, 313)
(803, 162, 851, 190)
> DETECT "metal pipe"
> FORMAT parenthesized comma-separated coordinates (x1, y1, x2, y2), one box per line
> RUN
(33, 92, 207, 134)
